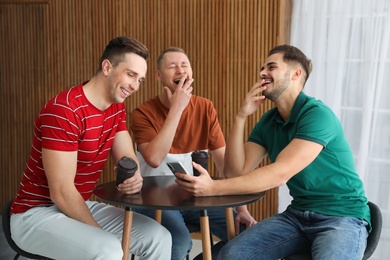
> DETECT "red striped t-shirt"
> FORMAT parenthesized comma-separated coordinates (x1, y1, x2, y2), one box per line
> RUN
(11, 84, 127, 214)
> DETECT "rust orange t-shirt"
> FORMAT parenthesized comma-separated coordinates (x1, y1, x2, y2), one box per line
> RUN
(130, 95, 225, 176)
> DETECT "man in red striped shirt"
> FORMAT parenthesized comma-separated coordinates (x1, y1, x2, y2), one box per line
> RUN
(10, 36, 171, 260)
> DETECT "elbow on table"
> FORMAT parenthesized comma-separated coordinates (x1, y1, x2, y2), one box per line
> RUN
(223, 167, 245, 179)
(144, 157, 164, 168)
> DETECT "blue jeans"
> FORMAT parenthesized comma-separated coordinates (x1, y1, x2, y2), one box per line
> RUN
(134, 208, 239, 260)
(218, 206, 368, 260)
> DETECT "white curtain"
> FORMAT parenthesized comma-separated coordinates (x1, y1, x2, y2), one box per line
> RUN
(279, 0, 390, 258)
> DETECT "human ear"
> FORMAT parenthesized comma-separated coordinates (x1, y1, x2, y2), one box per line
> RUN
(292, 67, 302, 80)
(101, 59, 112, 76)
(155, 70, 161, 80)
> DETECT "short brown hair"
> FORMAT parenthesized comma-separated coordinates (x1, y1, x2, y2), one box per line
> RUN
(269, 45, 312, 84)
(156, 47, 188, 70)
(97, 36, 149, 72)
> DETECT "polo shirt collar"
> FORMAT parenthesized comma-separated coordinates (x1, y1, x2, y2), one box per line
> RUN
(274, 91, 309, 125)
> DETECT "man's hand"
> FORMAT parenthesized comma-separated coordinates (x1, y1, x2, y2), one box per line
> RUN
(237, 81, 267, 118)
(117, 170, 143, 194)
(175, 162, 216, 196)
(234, 206, 257, 235)
(165, 75, 193, 111)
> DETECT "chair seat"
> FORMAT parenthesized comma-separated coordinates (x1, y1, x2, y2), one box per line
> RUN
(2, 200, 52, 260)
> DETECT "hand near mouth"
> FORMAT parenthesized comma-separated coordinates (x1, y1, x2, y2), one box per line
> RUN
(163, 76, 194, 112)
(237, 81, 267, 118)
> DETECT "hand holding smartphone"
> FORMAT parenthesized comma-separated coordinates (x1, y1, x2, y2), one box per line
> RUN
(166, 162, 190, 181)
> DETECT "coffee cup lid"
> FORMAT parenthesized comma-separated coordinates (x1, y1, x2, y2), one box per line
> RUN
(191, 150, 208, 158)
(118, 157, 138, 170)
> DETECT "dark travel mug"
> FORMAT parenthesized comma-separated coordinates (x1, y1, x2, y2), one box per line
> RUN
(191, 150, 208, 176)
(116, 157, 138, 187)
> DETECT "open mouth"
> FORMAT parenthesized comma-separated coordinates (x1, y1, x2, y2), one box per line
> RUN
(173, 79, 187, 85)
(121, 87, 130, 96)
(261, 80, 272, 86)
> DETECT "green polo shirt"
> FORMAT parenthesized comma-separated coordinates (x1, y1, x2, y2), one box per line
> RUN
(248, 92, 371, 227)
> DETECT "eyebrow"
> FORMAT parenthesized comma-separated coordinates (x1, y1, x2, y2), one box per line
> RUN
(167, 61, 189, 66)
(126, 69, 145, 80)
(261, 61, 277, 71)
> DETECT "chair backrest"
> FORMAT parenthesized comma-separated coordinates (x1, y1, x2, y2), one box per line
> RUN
(363, 201, 382, 260)
(2, 200, 50, 259)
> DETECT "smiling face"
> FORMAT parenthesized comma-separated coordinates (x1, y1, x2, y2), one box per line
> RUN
(156, 51, 193, 92)
(259, 53, 293, 102)
(105, 52, 147, 103)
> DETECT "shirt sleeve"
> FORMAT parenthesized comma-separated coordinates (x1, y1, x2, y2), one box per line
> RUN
(295, 104, 337, 148)
(207, 102, 226, 150)
(117, 106, 128, 132)
(130, 107, 158, 145)
(39, 102, 80, 151)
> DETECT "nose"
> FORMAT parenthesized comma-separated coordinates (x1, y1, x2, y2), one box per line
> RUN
(259, 69, 267, 78)
(176, 66, 185, 74)
(129, 80, 139, 92)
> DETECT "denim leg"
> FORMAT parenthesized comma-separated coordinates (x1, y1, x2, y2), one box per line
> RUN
(218, 206, 369, 260)
(218, 210, 309, 260)
(303, 212, 368, 260)
(134, 208, 191, 260)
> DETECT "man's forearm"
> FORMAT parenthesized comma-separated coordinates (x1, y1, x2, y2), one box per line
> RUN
(51, 188, 100, 228)
(224, 115, 248, 178)
(140, 108, 183, 167)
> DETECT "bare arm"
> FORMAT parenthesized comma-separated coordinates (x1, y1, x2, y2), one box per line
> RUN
(209, 146, 225, 177)
(138, 77, 193, 167)
(111, 130, 143, 194)
(177, 138, 323, 196)
(43, 149, 100, 228)
(224, 83, 268, 178)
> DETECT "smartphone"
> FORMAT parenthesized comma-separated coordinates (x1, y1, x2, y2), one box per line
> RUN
(167, 162, 189, 174)
(166, 162, 190, 181)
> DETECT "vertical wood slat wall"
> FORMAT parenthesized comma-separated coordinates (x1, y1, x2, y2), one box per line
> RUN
(0, 0, 286, 220)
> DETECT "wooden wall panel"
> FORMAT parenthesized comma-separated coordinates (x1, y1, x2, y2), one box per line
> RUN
(0, 0, 50, 207)
(0, 0, 286, 221)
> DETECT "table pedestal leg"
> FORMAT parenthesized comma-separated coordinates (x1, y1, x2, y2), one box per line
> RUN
(200, 210, 212, 260)
(122, 207, 133, 260)
(225, 207, 235, 240)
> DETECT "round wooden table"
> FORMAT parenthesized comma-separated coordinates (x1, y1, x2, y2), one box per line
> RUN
(94, 176, 265, 260)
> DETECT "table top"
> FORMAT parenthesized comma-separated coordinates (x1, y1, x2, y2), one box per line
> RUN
(94, 176, 265, 210)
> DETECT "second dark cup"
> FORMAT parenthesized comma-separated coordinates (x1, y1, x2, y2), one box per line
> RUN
(191, 150, 208, 176)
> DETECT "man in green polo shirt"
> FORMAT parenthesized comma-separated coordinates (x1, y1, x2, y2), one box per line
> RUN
(175, 45, 371, 259)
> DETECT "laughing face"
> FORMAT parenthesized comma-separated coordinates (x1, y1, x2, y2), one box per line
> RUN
(260, 53, 292, 102)
(106, 52, 147, 104)
(156, 51, 193, 92)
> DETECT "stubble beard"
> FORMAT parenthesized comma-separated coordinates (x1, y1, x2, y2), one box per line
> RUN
(264, 71, 290, 102)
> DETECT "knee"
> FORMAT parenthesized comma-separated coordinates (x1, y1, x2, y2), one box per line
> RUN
(151, 226, 172, 249)
(171, 228, 191, 247)
(90, 235, 123, 260)
(142, 227, 172, 258)
(171, 232, 192, 258)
